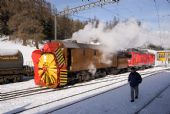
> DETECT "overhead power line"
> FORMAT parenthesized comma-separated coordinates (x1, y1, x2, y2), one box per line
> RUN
(56, 0, 120, 16)
(153, 0, 162, 46)
(54, 0, 120, 40)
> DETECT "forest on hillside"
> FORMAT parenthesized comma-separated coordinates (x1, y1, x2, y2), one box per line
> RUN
(0, 0, 165, 50)
(0, 0, 87, 48)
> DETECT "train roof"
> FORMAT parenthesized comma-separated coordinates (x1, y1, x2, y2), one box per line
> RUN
(60, 40, 101, 49)
(126, 48, 148, 53)
(0, 49, 19, 56)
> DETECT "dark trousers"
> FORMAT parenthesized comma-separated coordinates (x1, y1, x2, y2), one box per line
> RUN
(130, 86, 139, 100)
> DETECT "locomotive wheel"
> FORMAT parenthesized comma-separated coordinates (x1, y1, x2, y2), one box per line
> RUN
(78, 74, 83, 82)
(16, 75, 22, 82)
(38, 53, 58, 87)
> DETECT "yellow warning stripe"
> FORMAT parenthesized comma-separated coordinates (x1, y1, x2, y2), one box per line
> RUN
(56, 51, 62, 56)
(60, 80, 67, 83)
(60, 74, 67, 76)
(59, 68, 67, 86)
(57, 55, 63, 60)
(60, 69, 67, 72)
(60, 70, 67, 72)
(56, 51, 62, 57)
(60, 77, 67, 79)
(60, 69, 67, 71)
(56, 49, 62, 54)
(58, 58, 63, 64)
(57, 54, 63, 59)
(60, 83, 67, 85)
(55, 48, 61, 53)
(55, 48, 65, 67)
(58, 57, 64, 63)
(56, 49, 62, 53)
(59, 58, 64, 62)
(60, 72, 67, 74)
(60, 83, 67, 84)
(60, 75, 67, 78)
(60, 72, 67, 75)
(57, 55, 63, 61)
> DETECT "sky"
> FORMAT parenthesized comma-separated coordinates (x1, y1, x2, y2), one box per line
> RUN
(46, 0, 170, 31)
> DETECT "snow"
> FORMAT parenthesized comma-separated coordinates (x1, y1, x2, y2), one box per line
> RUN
(43, 71, 170, 114)
(0, 49, 19, 56)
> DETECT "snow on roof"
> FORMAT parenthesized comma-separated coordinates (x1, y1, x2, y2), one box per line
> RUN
(0, 36, 36, 65)
(61, 40, 101, 49)
(0, 49, 19, 56)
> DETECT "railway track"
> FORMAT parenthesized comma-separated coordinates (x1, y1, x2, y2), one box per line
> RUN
(0, 73, 128, 101)
(1, 86, 44, 95)
(0, 69, 164, 101)
(9, 70, 165, 114)
(0, 87, 49, 101)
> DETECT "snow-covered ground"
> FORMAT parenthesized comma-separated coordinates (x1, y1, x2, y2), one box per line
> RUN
(1, 67, 170, 114)
(54, 71, 170, 114)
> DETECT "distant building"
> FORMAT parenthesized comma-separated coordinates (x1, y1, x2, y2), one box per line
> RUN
(146, 49, 170, 66)
(156, 50, 170, 66)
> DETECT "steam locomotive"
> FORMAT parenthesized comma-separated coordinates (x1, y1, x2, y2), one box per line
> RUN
(0, 49, 33, 84)
(32, 41, 155, 88)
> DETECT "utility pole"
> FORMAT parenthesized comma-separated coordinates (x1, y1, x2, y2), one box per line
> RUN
(54, 0, 120, 40)
(54, 7, 58, 41)
(54, 15, 57, 40)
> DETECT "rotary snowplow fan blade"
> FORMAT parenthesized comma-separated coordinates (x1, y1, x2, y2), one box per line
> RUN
(38, 53, 58, 87)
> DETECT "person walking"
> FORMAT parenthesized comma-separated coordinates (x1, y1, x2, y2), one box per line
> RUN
(128, 67, 142, 102)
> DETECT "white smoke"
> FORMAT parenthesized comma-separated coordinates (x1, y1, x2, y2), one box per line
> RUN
(72, 19, 170, 50)
(71, 19, 170, 65)
(88, 63, 96, 76)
